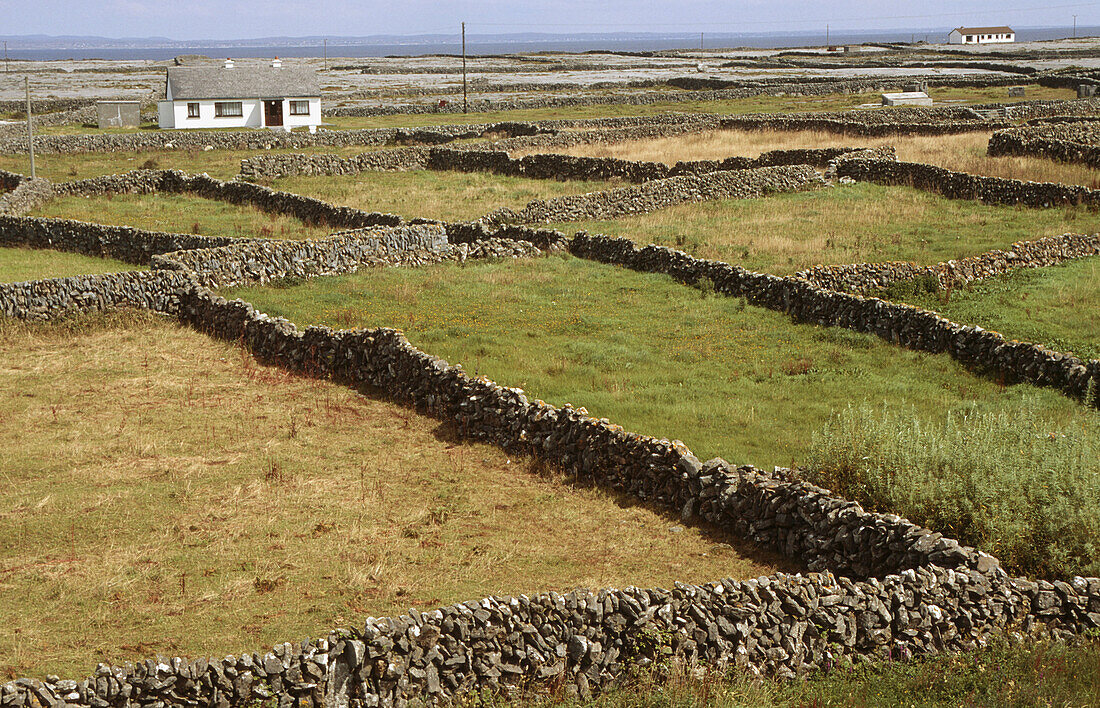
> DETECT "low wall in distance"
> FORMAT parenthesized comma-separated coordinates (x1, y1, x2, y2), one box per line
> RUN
(835, 157, 1100, 208)
(795, 233, 1100, 293)
(484, 165, 824, 224)
(988, 122, 1100, 169)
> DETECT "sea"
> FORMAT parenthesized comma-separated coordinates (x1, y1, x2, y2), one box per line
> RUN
(2, 27, 1092, 61)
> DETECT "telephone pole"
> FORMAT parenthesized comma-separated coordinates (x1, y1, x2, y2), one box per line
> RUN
(826, 24, 830, 47)
(700, 32, 704, 50)
(25, 77, 35, 179)
(4, 41, 9, 73)
(461, 22, 468, 114)
(1073, 15, 1078, 38)
(323, 38, 328, 71)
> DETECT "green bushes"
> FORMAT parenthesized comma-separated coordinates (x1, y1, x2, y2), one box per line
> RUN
(807, 404, 1100, 579)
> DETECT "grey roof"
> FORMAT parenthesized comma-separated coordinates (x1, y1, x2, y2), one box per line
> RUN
(167, 65, 320, 100)
(953, 26, 1014, 34)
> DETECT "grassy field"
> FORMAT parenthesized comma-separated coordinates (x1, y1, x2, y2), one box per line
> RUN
(504, 635, 1100, 707)
(881, 256, 1100, 361)
(269, 170, 614, 222)
(0, 246, 141, 282)
(226, 256, 1089, 471)
(0, 310, 783, 678)
(551, 183, 1095, 273)
(530, 129, 1100, 189)
(32, 192, 335, 240)
(0, 144, 402, 183)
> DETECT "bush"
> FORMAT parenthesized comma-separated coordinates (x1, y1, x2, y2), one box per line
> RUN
(806, 404, 1100, 579)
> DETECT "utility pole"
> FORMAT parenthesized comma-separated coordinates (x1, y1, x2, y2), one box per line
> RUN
(1073, 15, 1078, 38)
(4, 41, 8, 73)
(25, 77, 35, 179)
(700, 32, 704, 50)
(461, 22, 467, 114)
(323, 38, 327, 71)
(826, 24, 830, 47)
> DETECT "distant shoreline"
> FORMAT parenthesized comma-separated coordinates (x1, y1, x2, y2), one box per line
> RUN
(2, 27, 1093, 61)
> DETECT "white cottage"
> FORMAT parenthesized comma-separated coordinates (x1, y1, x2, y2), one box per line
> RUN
(948, 26, 1015, 45)
(158, 59, 321, 132)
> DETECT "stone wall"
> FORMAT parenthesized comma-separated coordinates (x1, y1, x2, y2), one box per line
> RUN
(0, 270, 195, 320)
(722, 114, 1009, 137)
(483, 165, 824, 224)
(796, 232, 1100, 293)
(0, 214, 253, 265)
(238, 145, 892, 184)
(0, 176, 56, 216)
(835, 157, 1100, 208)
(987, 122, 1100, 169)
(153, 224, 450, 287)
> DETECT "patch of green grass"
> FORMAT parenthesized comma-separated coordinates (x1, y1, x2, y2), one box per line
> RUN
(32, 193, 334, 240)
(270, 170, 616, 222)
(0, 246, 141, 282)
(807, 404, 1100, 578)
(225, 255, 1087, 471)
(879, 257, 1100, 361)
(552, 183, 1097, 274)
(506, 634, 1100, 707)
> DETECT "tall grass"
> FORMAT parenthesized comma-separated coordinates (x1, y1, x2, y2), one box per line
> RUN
(807, 404, 1100, 579)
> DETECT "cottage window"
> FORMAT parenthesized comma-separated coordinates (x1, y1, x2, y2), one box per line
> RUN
(187, 102, 200, 118)
(289, 100, 310, 115)
(214, 101, 243, 117)
(966, 35, 973, 42)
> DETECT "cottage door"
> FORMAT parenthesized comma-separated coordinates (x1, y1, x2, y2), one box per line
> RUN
(264, 100, 284, 127)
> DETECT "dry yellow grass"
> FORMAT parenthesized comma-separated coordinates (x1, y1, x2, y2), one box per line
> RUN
(0, 311, 783, 679)
(522, 130, 1100, 189)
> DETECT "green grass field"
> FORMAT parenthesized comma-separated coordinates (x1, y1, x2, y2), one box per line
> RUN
(225, 256, 1088, 470)
(32, 193, 335, 240)
(0, 246, 141, 282)
(270, 170, 615, 222)
(551, 183, 1096, 273)
(879, 256, 1100, 361)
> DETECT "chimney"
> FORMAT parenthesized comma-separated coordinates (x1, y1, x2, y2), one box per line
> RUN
(271, 57, 282, 68)
(224, 58, 234, 69)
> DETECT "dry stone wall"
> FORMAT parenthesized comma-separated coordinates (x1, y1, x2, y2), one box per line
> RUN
(796, 233, 1100, 293)
(153, 224, 449, 288)
(0, 175, 56, 217)
(0, 270, 195, 320)
(238, 145, 891, 184)
(835, 157, 1100, 208)
(484, 165, 824, 224)
(988, 122, 1100, 168)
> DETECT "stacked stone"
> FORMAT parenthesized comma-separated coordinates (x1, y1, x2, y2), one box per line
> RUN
(988, 122, 1100, 169)
(153, 224, 450, 288)
(0, 177, 55, 217)
(0, 214, 248, 265)
(0, 270, 195, 320)
(795, 232, 1100, 293)
(835, 157, 1100, 208)
(484, 165, 824, 224)
(238, 145, 882, 184)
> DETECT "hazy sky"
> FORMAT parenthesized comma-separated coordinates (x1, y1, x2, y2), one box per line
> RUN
(3, 0, 1098, 39)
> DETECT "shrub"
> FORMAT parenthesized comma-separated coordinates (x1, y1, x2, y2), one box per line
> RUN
(806, 404, 1100, 579)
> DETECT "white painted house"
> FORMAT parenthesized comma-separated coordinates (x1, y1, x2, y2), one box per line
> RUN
(158, 59, 321, 132)
(948, 26, 1015, 45)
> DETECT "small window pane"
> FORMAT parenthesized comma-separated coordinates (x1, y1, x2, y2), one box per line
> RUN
(215, 101, 243, 117)
(289, 100, 310, 115)
(187, 102, 200, 118)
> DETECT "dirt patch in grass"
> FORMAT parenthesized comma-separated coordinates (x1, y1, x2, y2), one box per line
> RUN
(0, 310, 783, 678)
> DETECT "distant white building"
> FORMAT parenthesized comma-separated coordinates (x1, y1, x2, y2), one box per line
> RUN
(948, 26, 1015, 44)
(158, 59, 321, 132)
